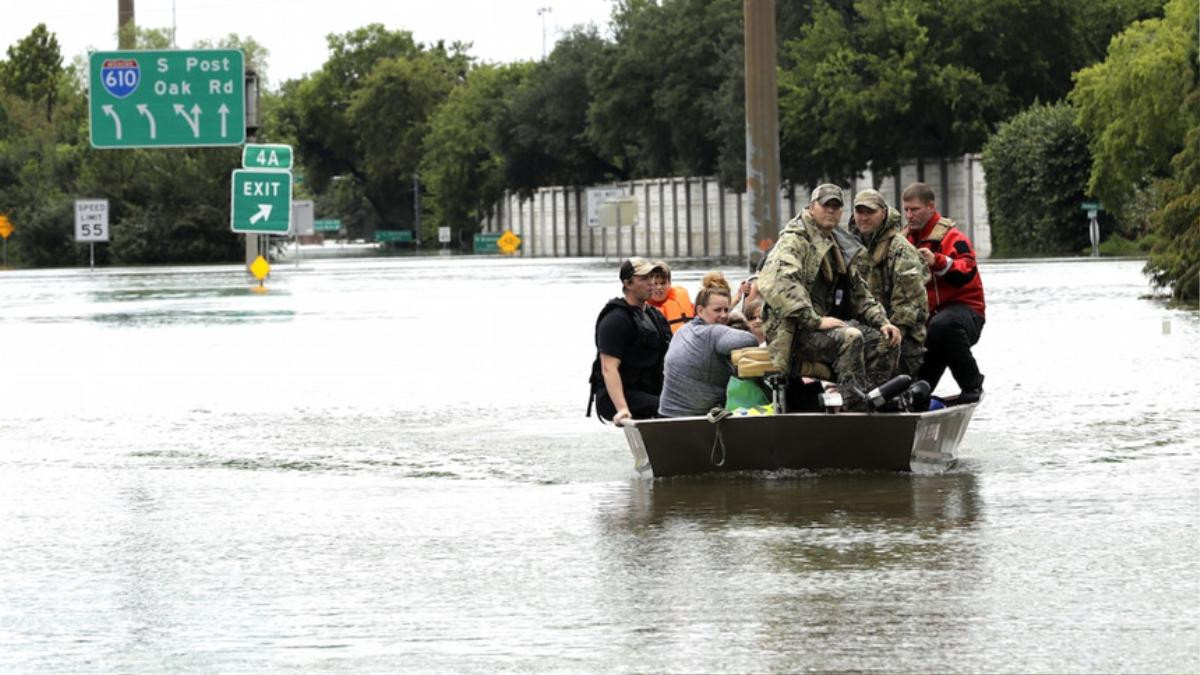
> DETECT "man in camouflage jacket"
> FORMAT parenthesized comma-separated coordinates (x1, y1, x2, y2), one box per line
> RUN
(757, 184, 902, 410)
(849, 189, 929, 379)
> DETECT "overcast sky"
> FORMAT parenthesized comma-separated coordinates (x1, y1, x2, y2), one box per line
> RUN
(3, 0, 617, 87)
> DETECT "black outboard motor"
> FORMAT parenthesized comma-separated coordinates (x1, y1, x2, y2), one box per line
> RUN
(867, 374, 912, 410)
(899, 379, 932, 412)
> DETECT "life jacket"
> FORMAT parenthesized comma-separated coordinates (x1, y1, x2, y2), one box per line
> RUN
(907, 213, 986, 318)
(647, 286, 695, 334)
(586, 299, 671, 417)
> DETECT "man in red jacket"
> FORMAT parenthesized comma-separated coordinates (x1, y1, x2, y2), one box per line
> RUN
(903, 182, 985, 402)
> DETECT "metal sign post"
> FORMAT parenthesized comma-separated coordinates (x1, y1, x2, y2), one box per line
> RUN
(1081, 201, 1102, 258)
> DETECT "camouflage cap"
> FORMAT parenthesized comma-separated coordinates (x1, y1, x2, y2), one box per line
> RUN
(810, 183, 844, 206)
(853, 189, 888, 211)
(619, 257, 664, 280)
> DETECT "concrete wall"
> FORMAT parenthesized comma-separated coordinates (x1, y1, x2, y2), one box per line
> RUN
(485, 154, 990, 259)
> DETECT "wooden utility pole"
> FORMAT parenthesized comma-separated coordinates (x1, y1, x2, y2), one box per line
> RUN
(743, 0, 781, 272)
(118, 0, 135, 48)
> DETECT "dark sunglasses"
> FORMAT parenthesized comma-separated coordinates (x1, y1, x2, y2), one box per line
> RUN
(855, 206, 880, 214)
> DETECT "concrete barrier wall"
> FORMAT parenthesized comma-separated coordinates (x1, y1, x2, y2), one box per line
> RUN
(485, 154, 989, 259)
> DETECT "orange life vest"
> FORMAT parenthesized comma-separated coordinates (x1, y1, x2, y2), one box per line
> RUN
(648, 286, 695, 334)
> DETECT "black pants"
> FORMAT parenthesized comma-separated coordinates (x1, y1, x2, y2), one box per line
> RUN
(918, 303, 985, 392)
(594, 389, 661, 422)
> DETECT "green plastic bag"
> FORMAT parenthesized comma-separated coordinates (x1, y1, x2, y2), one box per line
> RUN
(726, 376, 769, 410)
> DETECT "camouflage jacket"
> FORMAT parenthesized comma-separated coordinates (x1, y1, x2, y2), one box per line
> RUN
(850, 208, 929, 340)
(758, 210, 890, 373)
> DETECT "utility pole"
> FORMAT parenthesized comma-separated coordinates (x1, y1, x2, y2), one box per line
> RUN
(118, 0, 135, 48)
(413, 173, 421, 250)
(537, 7, 552, 60)
(743, 0, 781, 273)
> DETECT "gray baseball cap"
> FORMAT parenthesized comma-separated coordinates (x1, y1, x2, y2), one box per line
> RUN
(810, 184, 844, 206)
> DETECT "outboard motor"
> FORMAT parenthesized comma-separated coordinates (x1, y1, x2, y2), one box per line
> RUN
(899, 379, 932, 412)
(867, 374, 912, 410)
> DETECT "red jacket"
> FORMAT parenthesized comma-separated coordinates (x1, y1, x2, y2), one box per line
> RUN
(907, 213, 986, 318)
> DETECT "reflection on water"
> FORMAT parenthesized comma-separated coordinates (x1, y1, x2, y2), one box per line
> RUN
(0, 258, 1196, 672)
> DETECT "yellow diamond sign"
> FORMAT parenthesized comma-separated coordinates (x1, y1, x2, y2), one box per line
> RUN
(497, 230, 522, 254)
(250, 255, 270, 280)
(0, 214, 13, 240)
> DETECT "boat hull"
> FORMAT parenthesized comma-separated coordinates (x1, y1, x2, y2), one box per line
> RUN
(623, 403, 977, 477)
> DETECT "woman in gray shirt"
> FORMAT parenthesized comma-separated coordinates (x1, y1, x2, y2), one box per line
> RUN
(658, 272, 759, 417)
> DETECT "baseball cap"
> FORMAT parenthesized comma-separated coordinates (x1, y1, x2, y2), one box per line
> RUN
(619, 257, 663, 280)
(853, 189, 887, 211)
(810, 184, 844, 206)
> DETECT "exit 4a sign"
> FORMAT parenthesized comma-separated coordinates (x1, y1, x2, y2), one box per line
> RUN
(243, 143, 293, 170)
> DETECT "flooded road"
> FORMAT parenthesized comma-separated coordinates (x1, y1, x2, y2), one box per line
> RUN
(0, 257, 1196, 672)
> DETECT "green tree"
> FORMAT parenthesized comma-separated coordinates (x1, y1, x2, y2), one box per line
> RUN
(497, 27, 620, 193)
(1, 24, 63, 121)
(778, 0, 1165, 186)
(421, 62, 531, 245)
(981, 102, 1094, 256)
(1070, 0, 1195, 208)
(1071, 0, 1198, 300)
(587, 0, 744, 186)
(272, 25, 468, 239)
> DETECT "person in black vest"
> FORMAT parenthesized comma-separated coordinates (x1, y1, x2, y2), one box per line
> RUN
(588, 258, 672, 424)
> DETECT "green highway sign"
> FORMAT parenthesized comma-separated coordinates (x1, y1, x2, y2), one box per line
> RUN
(314, 219, 341, 232)
(474, 232, 502, 253)
(1080, 201, 1101, 211)
(243, 143, 293, 169)
(230, 169, 292, 234)
(89, 49, 245, 148)
(375, 230, 414, 243)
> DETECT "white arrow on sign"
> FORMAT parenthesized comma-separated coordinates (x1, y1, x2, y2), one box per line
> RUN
(173, 103, 202, 137)
(136, 104, 157, 139)
(248, 204, 273, 225)
(101, 104, 122, 139)
(218, 103, 230, 138)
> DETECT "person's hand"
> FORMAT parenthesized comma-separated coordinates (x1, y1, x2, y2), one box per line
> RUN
(918, 248, 936, 266)
(738, 279, 752, 298)
(818, 316, 846, 330)
(882, 323, 902, 347)
(612, 408, 633, 426)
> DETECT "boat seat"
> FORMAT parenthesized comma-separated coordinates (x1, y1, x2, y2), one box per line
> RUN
(731, 347, 834, 381)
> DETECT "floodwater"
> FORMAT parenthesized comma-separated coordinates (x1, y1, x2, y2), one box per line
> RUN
(0, 256, 1196, 672)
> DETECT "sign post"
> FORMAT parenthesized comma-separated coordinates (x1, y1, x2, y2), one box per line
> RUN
(89, 49, 245, 148)
(291, 199, 314, 267)
(0, 214, 12, 268)
(74, 199, 110, 270)
(1081, 201, 1102, 257)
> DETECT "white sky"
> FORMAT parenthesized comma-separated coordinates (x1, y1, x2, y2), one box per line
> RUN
(2, 0, 617, 87)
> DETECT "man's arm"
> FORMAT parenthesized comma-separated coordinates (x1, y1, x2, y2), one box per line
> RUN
(889, 243, 930, 331)
(757, 237, 822, 332)
(921, 230, 978, 286)
(599, 353, 631, 424)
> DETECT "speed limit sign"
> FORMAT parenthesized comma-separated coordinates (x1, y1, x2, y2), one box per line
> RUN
(75, 199, 110, 242)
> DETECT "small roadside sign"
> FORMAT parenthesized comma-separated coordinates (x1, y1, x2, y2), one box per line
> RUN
(0, 214, 13, 239)
(243, 143, 293, 170)
(586, 187, 627, 227)
(230, 169, 292, 234)
(438, 226, 451, 244)
(314, 218, 341, 232)
(497, 230, 522, 254)
(75, 199, 110, 242)
(1080, 201, 1101, 211)
(375, 230, 413, 243)
(474, 232, 501, 253)
(291, 199, 314, 236)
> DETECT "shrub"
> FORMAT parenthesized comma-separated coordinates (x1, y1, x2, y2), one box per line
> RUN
(981, 102, 1097, 256)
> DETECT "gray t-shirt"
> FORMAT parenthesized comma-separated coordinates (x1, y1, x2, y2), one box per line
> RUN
(658, 317, 759, 417)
